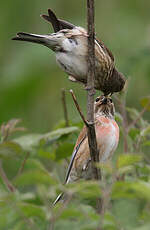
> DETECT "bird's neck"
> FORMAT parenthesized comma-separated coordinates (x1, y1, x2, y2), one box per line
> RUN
(95, 112, 114, 120)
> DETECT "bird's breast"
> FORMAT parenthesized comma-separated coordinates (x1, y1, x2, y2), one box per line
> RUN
(96, 116, 119, 161)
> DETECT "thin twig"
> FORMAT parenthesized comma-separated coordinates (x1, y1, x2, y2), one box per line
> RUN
(70, 90, 89, 127)
(17, 152, 30, 177)
(114, 94, 128, 152)
(61, 89, 69, 127)
(0, 160, 16, 192)
(127, 101, 150, 132)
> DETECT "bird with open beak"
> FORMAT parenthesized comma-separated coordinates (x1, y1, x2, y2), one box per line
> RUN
(53, 95, 119, 204)
(12, 9, 126, 96)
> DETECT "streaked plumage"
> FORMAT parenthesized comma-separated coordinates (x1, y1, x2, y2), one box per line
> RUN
(54, 96, 119, 204)
(12, 9, 126, 95)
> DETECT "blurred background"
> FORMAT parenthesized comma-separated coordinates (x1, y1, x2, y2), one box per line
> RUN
(1, 0, 150, 133)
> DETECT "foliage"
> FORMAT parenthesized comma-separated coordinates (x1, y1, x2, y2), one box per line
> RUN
(1, 1, 150, 229)
(0, 98, 150, 230)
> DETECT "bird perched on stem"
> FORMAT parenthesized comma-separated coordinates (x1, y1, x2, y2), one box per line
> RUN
(12, 9, 126, 95)
(53, 95, 119, 204)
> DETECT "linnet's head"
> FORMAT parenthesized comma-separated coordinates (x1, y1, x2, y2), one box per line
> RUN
(94, 96, 115, 118)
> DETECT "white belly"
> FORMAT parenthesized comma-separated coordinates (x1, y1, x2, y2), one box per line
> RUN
(56, 52, 87, 79)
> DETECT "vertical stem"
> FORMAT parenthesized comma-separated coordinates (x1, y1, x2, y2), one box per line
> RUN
(61, 89, 69, 127)
(0, 160, 16, 192)
(87, 0, 101, 180)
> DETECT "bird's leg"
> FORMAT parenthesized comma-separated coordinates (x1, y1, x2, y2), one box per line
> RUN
(82, 158, 91, 171)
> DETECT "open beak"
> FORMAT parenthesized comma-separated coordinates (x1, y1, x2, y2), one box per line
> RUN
(101, 97, 108, 104)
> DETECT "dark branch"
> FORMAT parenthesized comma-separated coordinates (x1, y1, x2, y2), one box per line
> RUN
(70, 90, 89, 127)
(61, 89, 69, 127)
(87, 0, 101, 180)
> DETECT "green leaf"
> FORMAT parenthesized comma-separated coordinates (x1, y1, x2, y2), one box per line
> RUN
(117, 154, 142, 169)
(22, 158, 48, 171)
(112, 181, 135, 199)
(55, 142, 74, 161)
(142, 141, 150, 146)
(140, 125, 150, 137)
(112, 181, 150, 201)
(17, 202, 45, 219)
(129, 128, 140, 140)
(14, 134, 42, 151)
(14, 126, 78, 151)
(67, 180, 101, 199)
(131, 181, 150, 200)
(59, 207, 84, 219)
(140, 96, 150, 111)
(0, 141, 23, 158)
(41, 126, 79, 143)
(14, 169, 56, 187)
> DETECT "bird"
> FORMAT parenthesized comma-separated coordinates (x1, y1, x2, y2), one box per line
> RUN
(12, 9, 126, 95)
(53, 95, 119, 204)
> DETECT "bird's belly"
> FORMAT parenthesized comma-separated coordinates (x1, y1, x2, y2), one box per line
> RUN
(56, 53, 87, 80)
(99, 132, 118, 162)
(96, 120, 119, 162)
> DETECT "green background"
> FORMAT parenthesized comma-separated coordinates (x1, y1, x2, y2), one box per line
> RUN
(1, 0, 150, 131)
(1, 1, 150, 229)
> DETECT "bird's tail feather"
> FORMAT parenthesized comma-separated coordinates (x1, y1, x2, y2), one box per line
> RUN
(53, 193, 64, 205)
(12, 32, 47, 45)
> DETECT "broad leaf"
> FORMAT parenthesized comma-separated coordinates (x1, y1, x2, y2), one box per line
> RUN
(0, 141, 23, 158)
(117, 154, 142, 169)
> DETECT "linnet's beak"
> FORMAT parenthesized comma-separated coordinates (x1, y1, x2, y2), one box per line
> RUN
(101, 97, 108, 104)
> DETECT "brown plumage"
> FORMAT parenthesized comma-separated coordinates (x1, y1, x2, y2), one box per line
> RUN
(53, 96, 119, 204)
(12, 9, 126, 95)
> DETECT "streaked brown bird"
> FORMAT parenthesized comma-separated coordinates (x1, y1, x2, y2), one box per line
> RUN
(12, 9, 126, 95)
(53, 96, 119, 204)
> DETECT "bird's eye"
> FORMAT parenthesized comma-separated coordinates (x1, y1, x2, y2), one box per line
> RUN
(95, 97, 100, 102)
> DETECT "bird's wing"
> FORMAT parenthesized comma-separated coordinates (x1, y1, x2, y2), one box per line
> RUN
(65, 126, 87, 184)
(41, 9, 114, 63)
(41, 8, 75, 32)
(58, 19, 75, 30)
(53, 127, 87, 205)
(41, 9, 61, 32)
(96, 38, 114, 62)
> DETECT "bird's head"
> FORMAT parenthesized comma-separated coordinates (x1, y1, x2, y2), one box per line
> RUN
(94, 95, 115, 118)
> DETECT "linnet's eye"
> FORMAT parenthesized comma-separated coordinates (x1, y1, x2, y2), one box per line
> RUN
(95, 97, 100, 102)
